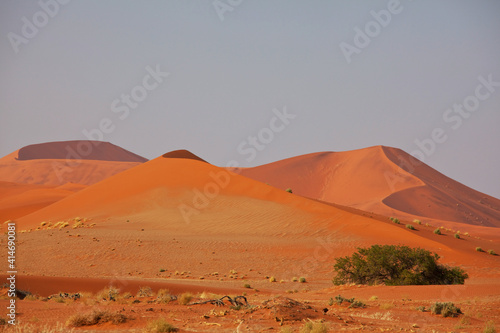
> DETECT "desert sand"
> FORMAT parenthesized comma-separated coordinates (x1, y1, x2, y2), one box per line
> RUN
(0, 141, 498, 332)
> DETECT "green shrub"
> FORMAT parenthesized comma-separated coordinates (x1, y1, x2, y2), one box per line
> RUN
(332, 245, 468, 286)
(430, 302, 461, 317)
(285, 188, 293, 193)
(454, 233, 460, 239)
(476, 247, 483, 252)
(243, 283, 251, 289)
(416, 306, 426, 312)
(434, 228, 441, 235)
(406, 224, 415, 230)
(393, 218, 400, 224)
(348, 300, 366, 308)
(487, 249, 496, 255)
(413, 219, 422, 225)
(299, 277, 306, 283)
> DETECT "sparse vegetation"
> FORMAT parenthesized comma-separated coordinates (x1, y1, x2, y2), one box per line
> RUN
(416, 306, 426, 312)
(454, 233, 460, 239)
(146, 318, 178, 332)
(380, 303, 394, 310)
(434, 228, 441, 235)
(332, 245, 468, 286)
(285, 188, 293, 193)
(390, 217, 400, 224)
(243, 283, 251, 288)
(66, 310, 127, 327)
(406, 224, 415, 230)
(476, 247, 484, 252)
(299, 320, 328, 333)
(299, 277, 306, 283)
(292, 277, 298, 282)
(96, 286, 120, 301)
(156, 289, 172, 304)
(483, 321, 496, 333)
(159, 268, 166, 272)
(369, 295, 378, 301)
(430, 302, 461, 317)
(487, 249, 496, 255)
(269, 276, 277, 282)
(178, 292, 192, 305)
(413, 219, 422, 225)
(137, 286, 153, 298)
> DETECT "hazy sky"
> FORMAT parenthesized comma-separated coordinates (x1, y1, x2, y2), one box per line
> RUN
(1, 0, 499, 199)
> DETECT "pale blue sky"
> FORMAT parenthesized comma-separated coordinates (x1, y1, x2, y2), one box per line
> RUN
(1, 0, 499, 198)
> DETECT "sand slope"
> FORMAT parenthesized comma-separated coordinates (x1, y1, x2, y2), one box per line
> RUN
(11, 150, 499, 285)
(235, 146, 500, 228)
(0, 140, 147, 186)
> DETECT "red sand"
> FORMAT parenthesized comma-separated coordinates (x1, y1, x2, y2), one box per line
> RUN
(236, 146, 500, 228)
(0, 143, 498, 332)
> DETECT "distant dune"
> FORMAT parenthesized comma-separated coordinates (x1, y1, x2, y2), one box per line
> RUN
(235, 146, 500, 228)
(0, 141, 146, 186)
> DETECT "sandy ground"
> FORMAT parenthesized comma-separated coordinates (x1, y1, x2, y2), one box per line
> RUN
(0, 142, 498, 332)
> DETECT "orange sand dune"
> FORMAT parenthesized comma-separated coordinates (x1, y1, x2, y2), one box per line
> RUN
(10, 151, 499, 285)
(0, 140, 147, 186)
(0, 181, 81, 221)
(235, 146, 500, 228)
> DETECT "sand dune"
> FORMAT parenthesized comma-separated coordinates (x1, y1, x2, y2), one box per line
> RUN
(236, 146, 500, 228)
(0, 140, 146, 186)
(0, 181, 79, 221)
(11, 150, 499, 285)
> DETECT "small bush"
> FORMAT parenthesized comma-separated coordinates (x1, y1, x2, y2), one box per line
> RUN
(299, 320, 328, 333)
(285, 188, 293, 193)
(430, 302, 461, 317)
(349, 300, 366, 308)
(96, 286, 119, 301)
(369, 295, 378, 301)
(243, 283, 251, 289)
(483, 321, 496, 333)
(416, 306, 426, 312)
(299, 277, 306, 283)
(178, 292, 192, 305)
(159, 268, 166, 272)
(146, 318, 178, 332)
(292, 277, 298, 282)
(156, 289, 172, 304)
(66, 310, 127, 327)
(476, 247, 484, 252)
(393, 218, 400, 224)
(487, 249, 496, 255)
(454, 233, 460, 239)
(269, 276, 277, 282)
(413, 219, 422, 225)
(137, 286, 153, 298)
(434, 228, 441, 235)
(380, 303, 394, 310)
(406, 224, 415, 230)
(328, 297, 334, 306)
